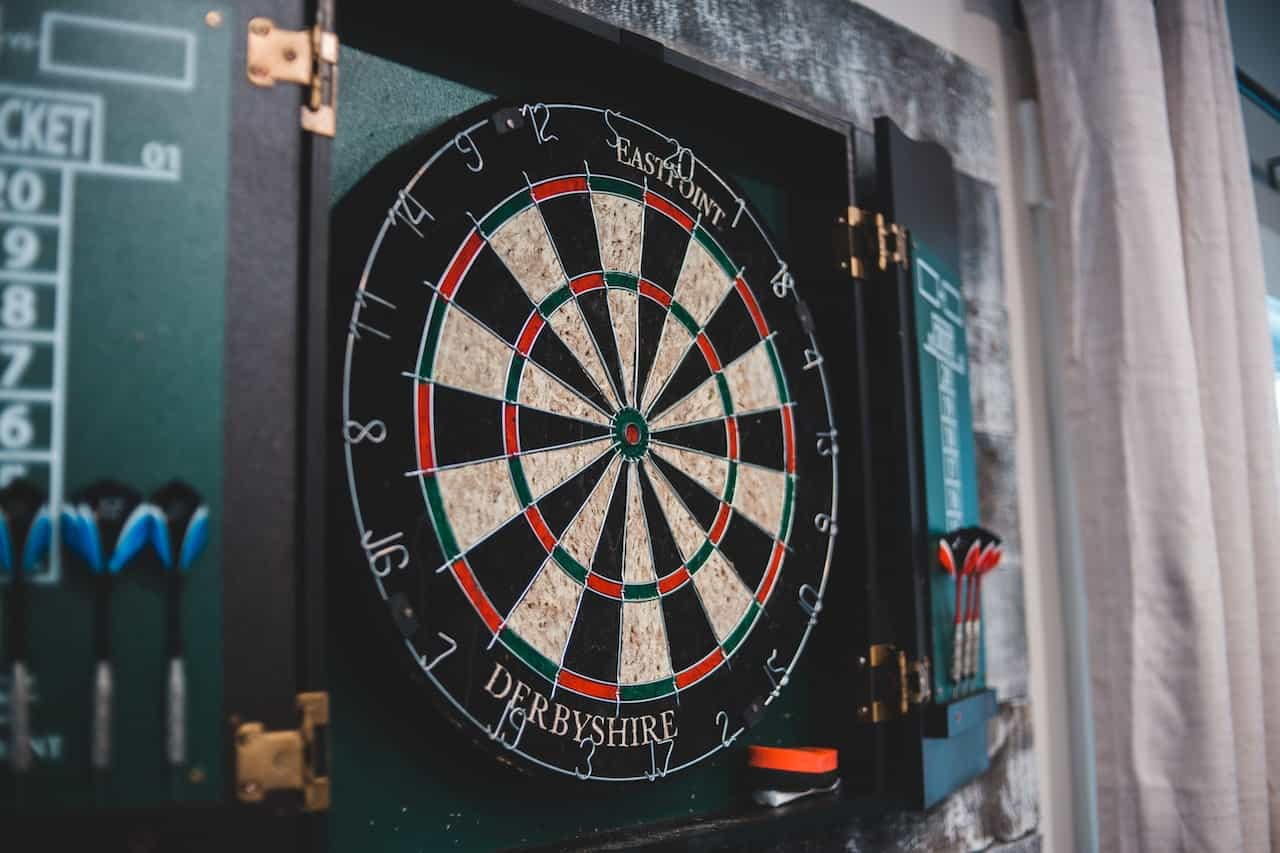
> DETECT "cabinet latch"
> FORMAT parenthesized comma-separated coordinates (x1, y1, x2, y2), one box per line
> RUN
(855, 645, 930, 723)
(246, 17, 338, 138)
(837, 206, 910, 279)
(235, 691, 330, 812)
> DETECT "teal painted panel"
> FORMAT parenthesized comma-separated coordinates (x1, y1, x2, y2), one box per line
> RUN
(912, 239, 982, 705)
(921, 721, 988, 808)
(0, 0, 231, 808)
(332, 49, 494, 204)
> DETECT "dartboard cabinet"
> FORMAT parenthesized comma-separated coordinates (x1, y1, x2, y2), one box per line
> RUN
(1, 1, 1001, 849)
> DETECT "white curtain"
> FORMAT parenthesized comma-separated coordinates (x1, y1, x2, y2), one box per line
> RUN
(1024, 0, 1280, 850)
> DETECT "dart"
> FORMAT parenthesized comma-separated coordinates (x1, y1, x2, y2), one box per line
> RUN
(0, 480, 51, 773)
(937, 533, 965, 684)
(146, 480, 208, 768)
(62, 480, 151, 772)
(956, 534, 983, 684)
(965, 538, 1003, 680)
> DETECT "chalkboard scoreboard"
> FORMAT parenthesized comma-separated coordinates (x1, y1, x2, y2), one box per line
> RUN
(0, 0, 230, 808)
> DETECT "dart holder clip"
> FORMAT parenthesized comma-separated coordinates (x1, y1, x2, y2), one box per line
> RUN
(235, 691, 330, 812)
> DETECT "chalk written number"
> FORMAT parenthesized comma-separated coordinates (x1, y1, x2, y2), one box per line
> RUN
(0, 168, 45, 213)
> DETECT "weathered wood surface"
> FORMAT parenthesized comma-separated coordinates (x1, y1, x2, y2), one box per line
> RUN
(544, 2, 1038, 849)
(544, 0, 999, 184)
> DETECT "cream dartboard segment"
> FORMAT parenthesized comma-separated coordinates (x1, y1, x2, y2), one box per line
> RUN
(340, 101, 838, 781)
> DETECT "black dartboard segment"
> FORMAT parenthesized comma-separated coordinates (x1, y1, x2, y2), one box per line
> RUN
(340, 101, 838, 781)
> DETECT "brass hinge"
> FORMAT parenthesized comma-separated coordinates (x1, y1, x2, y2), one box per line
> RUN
(235, 691, 330, 812)
(246, 18, 338, 138)
(855, 645, 930, 723)
(837, 206, 910, 279)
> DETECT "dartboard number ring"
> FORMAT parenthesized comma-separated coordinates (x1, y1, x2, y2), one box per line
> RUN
(341, 101, 838, 781)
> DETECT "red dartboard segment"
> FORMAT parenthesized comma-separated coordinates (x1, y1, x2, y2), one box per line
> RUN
(675, 648, 725, 689)
(756, 541, 787, 605)
(644, 190, 694, 231)
(695, 332, 721, 373)
(439, 229, 485, 298)
(725, 416, 739, 460)
(557, 668, 619, 701)
(781, 405, 796, 474)
(515, 312, 545, 355)
(503, 404, 520, 454)
(531, 175, 588, 201)
(657, 566, 691, 594)
(709, 503, 732, 544)
(416, 382, 435, 471)
(450, 557, 503, 633)
(569, 272, 606, 295)
(585, 573, 624, 598)
(735, 276, 769, 338)
(524, 506, 557, 552)
(638, 279, 672, 308)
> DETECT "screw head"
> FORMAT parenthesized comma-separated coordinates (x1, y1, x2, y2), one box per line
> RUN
(251, 20, 270, 35)
(239, 780, 261, 797)
(283, 48, 297, 62)
(205, 10, 223, 28)
(249, 64, 268, 78)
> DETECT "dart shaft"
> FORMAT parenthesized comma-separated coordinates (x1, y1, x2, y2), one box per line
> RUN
(10, 659, 31, 772)
(950, 621, 964, 683)
(167, 656, 186, 766)
(91, 574, 112, 771)
(91, 658, 112, 770)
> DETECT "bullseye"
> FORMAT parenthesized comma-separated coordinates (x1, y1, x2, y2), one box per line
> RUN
(613, 407, 650, 460)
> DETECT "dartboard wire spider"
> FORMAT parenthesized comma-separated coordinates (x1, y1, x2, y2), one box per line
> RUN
(404, 277, 615, 425)
(583, 162, 643, 410)
(424, 441, 618, 577)
(637, 258, 749, 421)
(488, 450, 622, 662)
(645, 329, 780, 431)
(634, 462, 681, 704)
(523, 169, 627, 411)
(462, 203, 623, 415)
(401, 431, 609, 480)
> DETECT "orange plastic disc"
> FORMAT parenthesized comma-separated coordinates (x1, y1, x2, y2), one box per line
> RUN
(747, 746, 838, 774)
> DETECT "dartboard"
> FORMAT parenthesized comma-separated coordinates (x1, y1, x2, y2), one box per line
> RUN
(340, 101, 838, 781)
